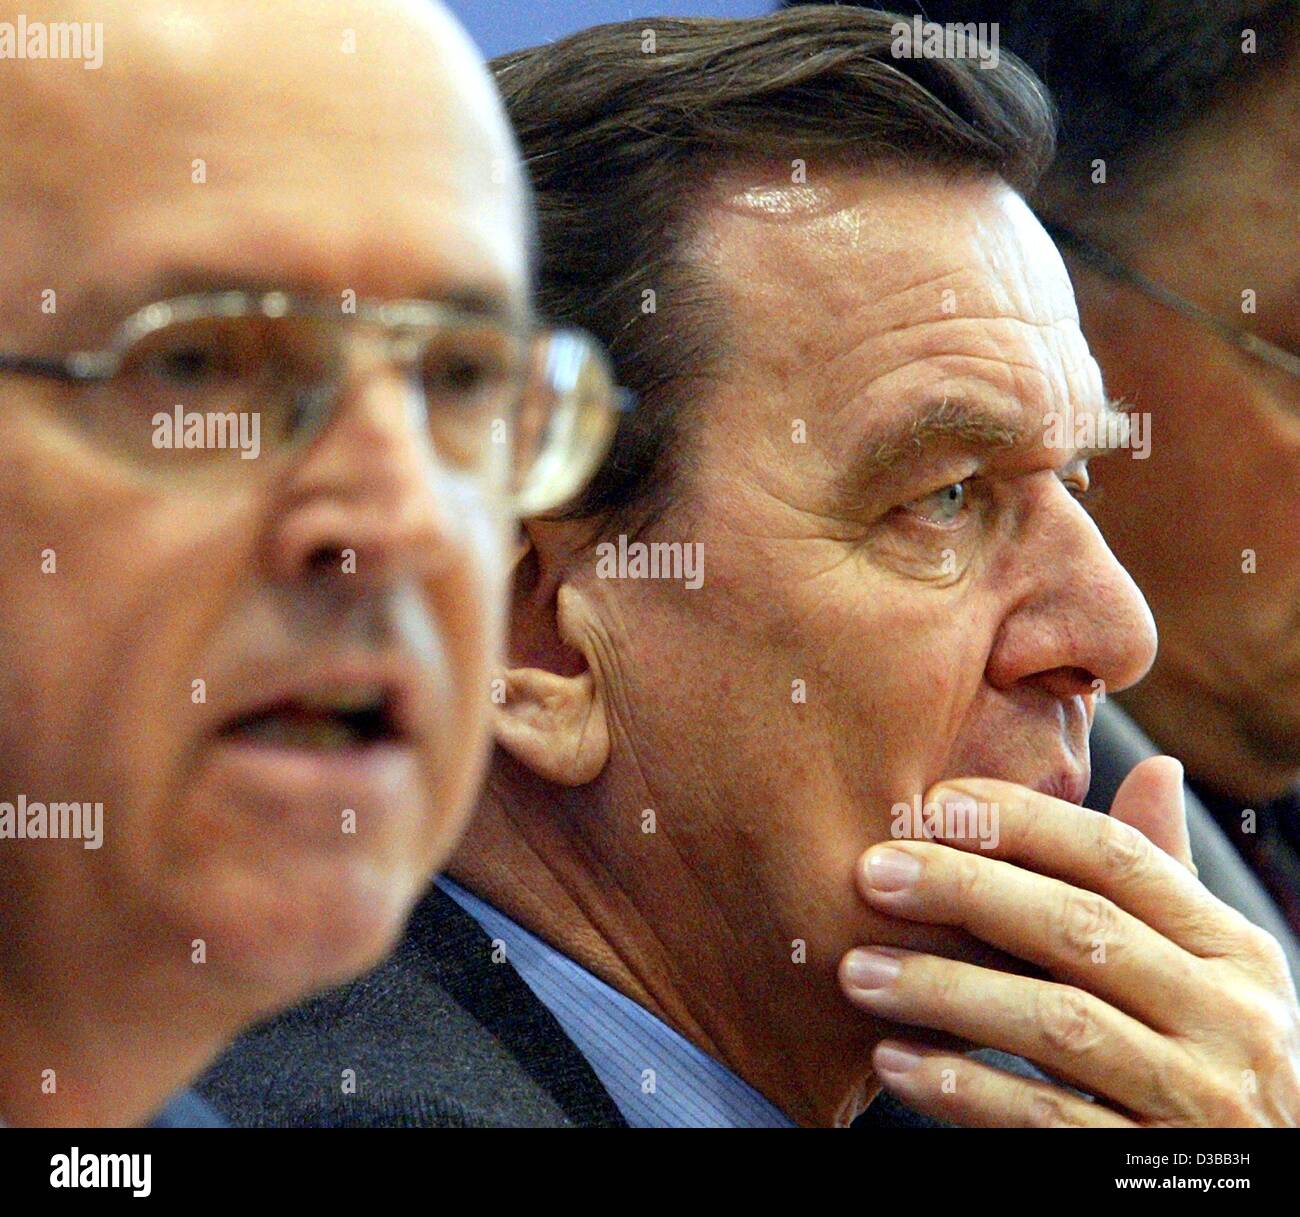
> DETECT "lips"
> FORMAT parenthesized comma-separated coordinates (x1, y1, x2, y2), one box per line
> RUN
(199, 662, 433, 842)
(219, 683, 404, 751)
(1032, 768, 1090, 806)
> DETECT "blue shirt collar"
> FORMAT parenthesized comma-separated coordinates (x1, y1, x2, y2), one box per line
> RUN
(151, 1089, 226, 1127)
(437, 877, 794, 1128)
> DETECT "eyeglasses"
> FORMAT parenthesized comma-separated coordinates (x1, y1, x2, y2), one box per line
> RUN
(1045, 222, 1300, 395)
(0, 290, 632, 516)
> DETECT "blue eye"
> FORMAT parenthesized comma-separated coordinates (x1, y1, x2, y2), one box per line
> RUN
(909, 480, 967, 525)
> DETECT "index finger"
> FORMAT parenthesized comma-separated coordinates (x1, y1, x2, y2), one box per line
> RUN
(915, 777, 1264, 966)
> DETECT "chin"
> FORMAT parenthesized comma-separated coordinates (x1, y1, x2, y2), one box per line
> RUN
(186, 853, 427, 1013)
(300, 865, 419, 986)
(160, 770, 471, 1007)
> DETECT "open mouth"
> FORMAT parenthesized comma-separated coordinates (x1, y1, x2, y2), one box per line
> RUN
(219, 686, 404, 751)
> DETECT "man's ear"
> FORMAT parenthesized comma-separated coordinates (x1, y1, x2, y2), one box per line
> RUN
(494, 534, 610, 787)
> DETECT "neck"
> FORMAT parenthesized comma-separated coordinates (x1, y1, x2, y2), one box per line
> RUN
(1118, 668, 1300, 806)
(449, 795, 879, 1128)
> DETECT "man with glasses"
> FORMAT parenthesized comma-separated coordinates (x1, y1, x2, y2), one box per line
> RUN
(1044, 31, 1300, 953)
(1047, 216, 1300, 961)
(202, 8, 1300, 1128)
(0, 0, 617, 1126)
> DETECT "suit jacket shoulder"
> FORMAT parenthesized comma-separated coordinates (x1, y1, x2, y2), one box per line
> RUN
(197, 885, 625, 1127)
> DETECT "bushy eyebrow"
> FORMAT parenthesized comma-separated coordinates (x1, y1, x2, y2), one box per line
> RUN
(835, 393, 1130, 500)
(856, 396, 1031, 472)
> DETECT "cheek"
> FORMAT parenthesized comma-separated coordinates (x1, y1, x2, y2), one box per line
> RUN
(780, 567, 1009, 890)
(0, 475, 260, 961)
(1239, 418, 1300, 628)
(1098, 407, 1299, 646)
(812, 568, 992, 748)
(0, 475, 234, 818)
(621, 550, 994, 842)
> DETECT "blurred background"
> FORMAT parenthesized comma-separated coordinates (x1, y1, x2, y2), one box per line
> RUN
(448, 0, 772, 57)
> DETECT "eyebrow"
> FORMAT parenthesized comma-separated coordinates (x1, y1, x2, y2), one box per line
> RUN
(1073, 398, 1135, 462)
(856, 396, 1032, 473)
(836, 394, 1130, 497)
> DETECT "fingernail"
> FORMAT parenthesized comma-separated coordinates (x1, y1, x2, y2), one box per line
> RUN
(875, 1042, 924, 1076)
(843, 949, 901, 991)
(865, 847, 921, 892)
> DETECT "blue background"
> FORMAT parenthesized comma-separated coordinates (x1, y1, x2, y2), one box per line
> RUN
(447, 0, 776, 59)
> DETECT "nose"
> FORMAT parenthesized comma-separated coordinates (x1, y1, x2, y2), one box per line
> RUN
(261, 361, 466, 591)
(985, 479, 1159, 702)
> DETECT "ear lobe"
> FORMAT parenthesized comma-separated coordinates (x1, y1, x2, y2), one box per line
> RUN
(493, 666, 609, 786)
(493, 585, 610, 787)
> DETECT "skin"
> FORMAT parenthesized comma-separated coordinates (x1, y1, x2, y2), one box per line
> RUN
(1069, 47, 1300, 805)
(0, 0, 526, 1125)
(845, 48, 1300, 1130)
(842, 770, 1300, 1126)
(454, 165, 1174, 1126)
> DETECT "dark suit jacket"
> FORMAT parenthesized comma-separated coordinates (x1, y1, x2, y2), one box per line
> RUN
(200, 882, 967, 1128)
(200, 704, 1298, 1129)
(199, 884, 626, 1127)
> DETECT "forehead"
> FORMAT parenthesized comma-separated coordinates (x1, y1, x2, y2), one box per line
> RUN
(1138, 53, 1299, 324)
(699, 162, 1078, 344)
(0, 1, 528, 318)
(691, 162, 1096, 428)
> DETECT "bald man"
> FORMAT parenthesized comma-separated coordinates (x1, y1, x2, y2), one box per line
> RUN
(0, 0, 617, 1127)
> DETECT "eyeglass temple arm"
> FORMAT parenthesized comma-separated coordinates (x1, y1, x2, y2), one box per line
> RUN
(0, 352, 118, 382)
(1044, 221, 1300, 380)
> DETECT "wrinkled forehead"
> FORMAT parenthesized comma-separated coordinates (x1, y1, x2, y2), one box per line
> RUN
(684, 162, 1104, 449)
(696, 161, 1080, 337)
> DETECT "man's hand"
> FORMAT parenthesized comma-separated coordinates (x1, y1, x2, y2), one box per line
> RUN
(838, 757, 1300, 1126)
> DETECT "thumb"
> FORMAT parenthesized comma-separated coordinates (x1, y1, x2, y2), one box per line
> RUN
(1108, 754, 1197, 875)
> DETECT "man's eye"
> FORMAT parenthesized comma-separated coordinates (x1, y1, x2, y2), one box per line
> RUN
(1064, 470, 1095, 511)
(426, 356, 494, 397)
(148, 347, 221, 383)
(420, 327, 517, 408)
(906, 480, 969, 526)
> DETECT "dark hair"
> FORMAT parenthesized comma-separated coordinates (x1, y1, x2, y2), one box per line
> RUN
(792, 1, 1300, 229)
(493, 6, 1057, 535)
